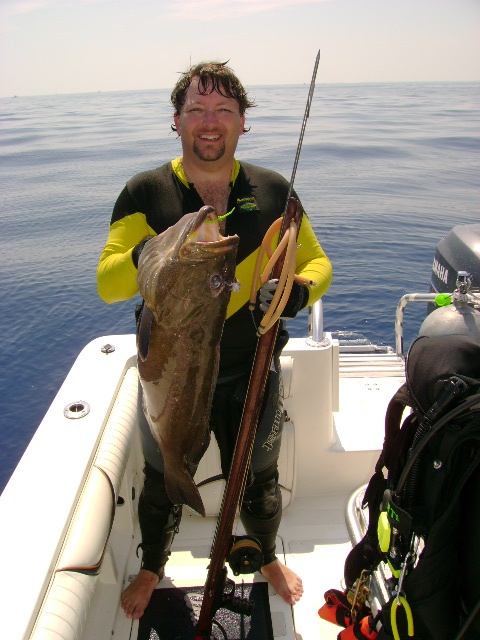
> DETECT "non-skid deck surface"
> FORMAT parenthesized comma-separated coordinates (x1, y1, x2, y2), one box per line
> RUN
(138, 582, 272, 640)
(145, 532, 297, 639)
(130, 497, 353, 640)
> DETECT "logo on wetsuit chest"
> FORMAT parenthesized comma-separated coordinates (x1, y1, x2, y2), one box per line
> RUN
(236, 197, 258, 212)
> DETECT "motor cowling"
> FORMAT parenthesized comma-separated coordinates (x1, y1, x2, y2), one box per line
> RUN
(430, 223, 480, 298)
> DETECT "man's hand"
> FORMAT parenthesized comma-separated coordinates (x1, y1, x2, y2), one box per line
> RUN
(259, 279, 309, 320)
(132, 236, 155, 268)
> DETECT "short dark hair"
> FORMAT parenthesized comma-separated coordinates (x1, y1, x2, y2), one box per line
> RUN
(170, 61, 255, 133)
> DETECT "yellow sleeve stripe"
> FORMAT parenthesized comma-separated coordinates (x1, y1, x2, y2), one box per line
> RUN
(226, 250, 263, 318)
(96, 212, 155, 304)
(295, 216, 332, 305)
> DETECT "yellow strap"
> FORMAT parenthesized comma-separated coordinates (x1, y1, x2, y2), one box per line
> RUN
(248, 216, 316, 334)
(391, 596, 414, 640)
(257, 221, 298, 335)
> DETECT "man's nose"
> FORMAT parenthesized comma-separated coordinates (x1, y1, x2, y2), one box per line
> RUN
(202, 109, 219, 125)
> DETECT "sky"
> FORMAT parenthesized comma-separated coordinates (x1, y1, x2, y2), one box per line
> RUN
(0, 0, 479, 98)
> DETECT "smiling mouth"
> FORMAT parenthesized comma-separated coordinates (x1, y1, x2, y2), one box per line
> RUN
(199, 134, 221, 141)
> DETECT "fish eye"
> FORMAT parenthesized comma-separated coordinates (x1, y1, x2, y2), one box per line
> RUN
(210, 274, 222, 288)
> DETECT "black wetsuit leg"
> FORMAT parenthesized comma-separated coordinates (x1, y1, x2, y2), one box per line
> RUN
(137, 462, 182, 577)
(211, 355, 285, 566)
(137, 355, 284, 570)
(240, 463, 282, 566)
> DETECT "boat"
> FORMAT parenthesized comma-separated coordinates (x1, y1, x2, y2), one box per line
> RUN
(1, 223, 479, 640)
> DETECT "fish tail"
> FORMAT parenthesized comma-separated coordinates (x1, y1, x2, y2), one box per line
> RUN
(164, 468, 206, 518)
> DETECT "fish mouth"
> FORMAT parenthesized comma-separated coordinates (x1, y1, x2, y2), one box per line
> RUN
(185, 205, 239, 251)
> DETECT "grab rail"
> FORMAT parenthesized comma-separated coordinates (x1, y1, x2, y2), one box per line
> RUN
(307, 299, 327, 346)
(394, 293, 438, 356)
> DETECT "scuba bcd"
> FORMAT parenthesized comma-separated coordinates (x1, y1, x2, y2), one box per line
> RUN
(320, 333, 480, 640)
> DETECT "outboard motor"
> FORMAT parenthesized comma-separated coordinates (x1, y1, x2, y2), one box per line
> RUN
(429, 223, 480, 311)
(394, 224, 480, 354)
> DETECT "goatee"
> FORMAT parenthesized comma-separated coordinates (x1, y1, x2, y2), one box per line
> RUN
(193, 143, 226, 162)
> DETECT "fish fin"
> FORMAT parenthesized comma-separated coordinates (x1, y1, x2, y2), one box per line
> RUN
(137, 304, 154, 361)
(164, 468, 206, 518)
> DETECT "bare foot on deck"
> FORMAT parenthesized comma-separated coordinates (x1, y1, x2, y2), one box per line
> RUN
(121, 569, 160, 619)
(261, 558, 303, 605)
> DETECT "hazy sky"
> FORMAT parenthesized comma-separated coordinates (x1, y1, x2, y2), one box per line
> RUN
(1, 0, 479, 97)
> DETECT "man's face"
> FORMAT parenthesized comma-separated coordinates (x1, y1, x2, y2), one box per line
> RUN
(174, 78, 245, 164)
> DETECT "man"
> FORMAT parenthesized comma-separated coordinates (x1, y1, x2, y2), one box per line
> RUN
(97, 61, 332, 620)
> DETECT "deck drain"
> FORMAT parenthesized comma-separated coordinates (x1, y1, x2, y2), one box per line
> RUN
(64, 401, 90, 419)
(101, 344, 115, 355)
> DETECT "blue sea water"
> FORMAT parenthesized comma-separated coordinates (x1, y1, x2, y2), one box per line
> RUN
(1, 82, 479, 492)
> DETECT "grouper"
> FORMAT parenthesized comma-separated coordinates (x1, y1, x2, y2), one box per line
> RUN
(136, 206, 239, 517)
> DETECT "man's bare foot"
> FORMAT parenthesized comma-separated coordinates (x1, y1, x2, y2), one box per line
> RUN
(261, 558, 303, 605)
(121, 569, 161, 619)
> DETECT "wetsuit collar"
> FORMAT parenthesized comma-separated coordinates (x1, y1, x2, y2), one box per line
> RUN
(172, 157, 240, 188)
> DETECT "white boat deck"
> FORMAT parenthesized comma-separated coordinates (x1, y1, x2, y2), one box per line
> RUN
(101, 494, 359, 639)
(0, 328, 406, 640)
(106, 337, 404, 640)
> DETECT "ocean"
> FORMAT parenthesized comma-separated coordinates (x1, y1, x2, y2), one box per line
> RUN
(1, 82, 479, 492)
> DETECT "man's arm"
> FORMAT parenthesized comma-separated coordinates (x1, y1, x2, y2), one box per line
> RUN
(96, 186, 156, 304)
(295, 214, 332, 305)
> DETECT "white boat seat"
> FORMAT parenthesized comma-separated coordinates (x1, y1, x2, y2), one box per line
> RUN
(30, 367, 139, 640)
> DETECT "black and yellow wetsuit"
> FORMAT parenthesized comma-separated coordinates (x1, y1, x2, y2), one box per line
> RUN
(97, 157, 331, 376)
(96, 158, 332, 573)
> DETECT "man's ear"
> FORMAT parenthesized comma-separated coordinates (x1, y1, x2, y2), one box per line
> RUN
(173, 114, 181, 134)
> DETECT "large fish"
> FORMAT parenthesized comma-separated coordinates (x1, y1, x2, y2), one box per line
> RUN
(136, 205, 239, 517)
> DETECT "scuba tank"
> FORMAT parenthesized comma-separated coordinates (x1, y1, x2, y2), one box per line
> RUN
(419, 271, 480, 339)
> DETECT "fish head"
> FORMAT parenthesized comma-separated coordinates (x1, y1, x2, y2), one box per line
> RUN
(137, 206, 239, 320)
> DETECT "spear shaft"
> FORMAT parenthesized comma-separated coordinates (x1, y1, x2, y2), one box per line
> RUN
(194, 51, 320, 639)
